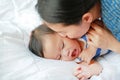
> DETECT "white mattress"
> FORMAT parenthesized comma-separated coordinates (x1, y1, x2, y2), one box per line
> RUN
(0, 0, 120, 80)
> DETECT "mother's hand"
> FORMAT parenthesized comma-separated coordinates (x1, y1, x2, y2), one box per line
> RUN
(87, 23, 120, 53)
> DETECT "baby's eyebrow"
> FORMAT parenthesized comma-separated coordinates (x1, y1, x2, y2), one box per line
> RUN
(57, 39, 63, 51)
(55, 38, 63, 60)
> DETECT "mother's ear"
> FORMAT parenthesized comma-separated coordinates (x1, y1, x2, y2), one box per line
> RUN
(82, 13, 93, 23)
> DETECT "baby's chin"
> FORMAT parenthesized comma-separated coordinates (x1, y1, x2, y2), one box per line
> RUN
(71, 56, 79, 61)
(63, 57, 77, 61)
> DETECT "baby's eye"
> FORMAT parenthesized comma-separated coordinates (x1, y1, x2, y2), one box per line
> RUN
(57, 55, 61, 60)
(58, 55, 61, 60)
(56, 54, 61, 60)
(62, 42, 64, 49)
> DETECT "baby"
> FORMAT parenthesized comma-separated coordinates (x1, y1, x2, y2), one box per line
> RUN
(29, 24, 103, 79)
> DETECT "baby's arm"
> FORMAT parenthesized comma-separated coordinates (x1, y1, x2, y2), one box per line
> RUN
(74, 60, 102, 79)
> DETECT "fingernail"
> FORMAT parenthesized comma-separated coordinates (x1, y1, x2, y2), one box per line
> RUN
(78, 67, 81, 70)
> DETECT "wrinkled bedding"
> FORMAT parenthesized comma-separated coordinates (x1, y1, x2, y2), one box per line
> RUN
(0, 0, 120, 80)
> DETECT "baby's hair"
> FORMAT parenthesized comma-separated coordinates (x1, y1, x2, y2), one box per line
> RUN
(28, 24, 55, 57)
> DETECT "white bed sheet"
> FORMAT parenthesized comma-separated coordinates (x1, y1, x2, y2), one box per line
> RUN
(0, 0, 120, 80)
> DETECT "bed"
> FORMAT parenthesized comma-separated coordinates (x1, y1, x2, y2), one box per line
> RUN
(1, 0, 120, 80)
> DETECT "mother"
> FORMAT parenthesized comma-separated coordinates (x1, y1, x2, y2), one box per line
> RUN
(36, 0, 120, 56)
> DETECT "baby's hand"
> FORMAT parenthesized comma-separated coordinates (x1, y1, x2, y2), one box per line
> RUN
(79, 45, 97, 64)
(74, 63, 91, 79)
(73, 61, 102, 79)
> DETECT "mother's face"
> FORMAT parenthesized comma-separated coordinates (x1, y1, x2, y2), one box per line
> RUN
(45, 21, 91, 39)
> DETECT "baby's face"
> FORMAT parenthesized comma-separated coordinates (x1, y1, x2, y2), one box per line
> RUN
(43, 33, 83, 61)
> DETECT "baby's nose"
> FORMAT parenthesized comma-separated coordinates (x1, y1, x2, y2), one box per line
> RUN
(61, 49, 69, 57)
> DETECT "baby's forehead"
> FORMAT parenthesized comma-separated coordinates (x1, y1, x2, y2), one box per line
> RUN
(43, 33, 57, 38)
(43, 46, 59, 60)
(42, 33, 61, 59)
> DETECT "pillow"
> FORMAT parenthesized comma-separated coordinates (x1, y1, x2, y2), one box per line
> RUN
(0, 26, 78, 80)
(0, 0, 78, 80)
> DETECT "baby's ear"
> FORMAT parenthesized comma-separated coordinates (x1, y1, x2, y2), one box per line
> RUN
(82, 12, 93, 23)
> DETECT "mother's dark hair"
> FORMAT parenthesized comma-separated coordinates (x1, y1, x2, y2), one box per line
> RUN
(28, 24, 55, 57)
(36, 0, 99, 25)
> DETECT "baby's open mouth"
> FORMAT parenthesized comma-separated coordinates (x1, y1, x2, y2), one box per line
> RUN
(71, 49, 78, 57)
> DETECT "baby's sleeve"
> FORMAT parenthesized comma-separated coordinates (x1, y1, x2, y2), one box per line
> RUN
(93, 48, 112, 59)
